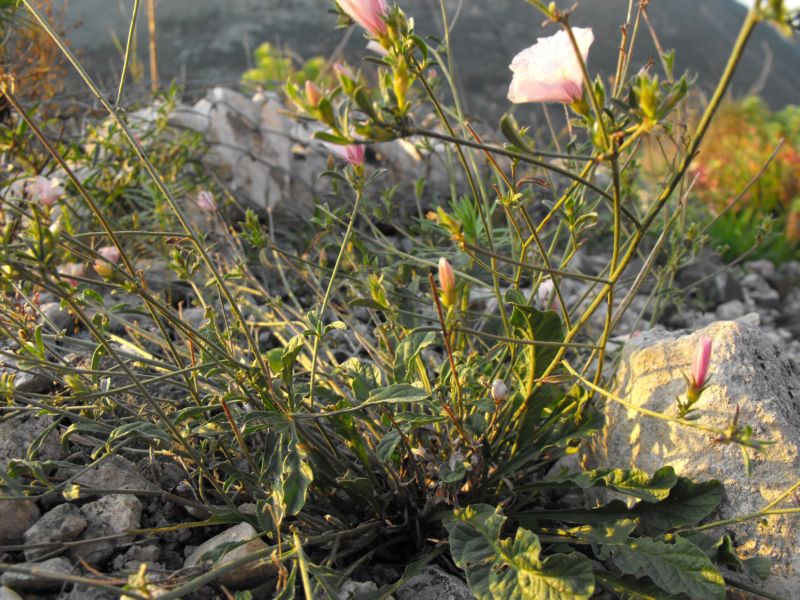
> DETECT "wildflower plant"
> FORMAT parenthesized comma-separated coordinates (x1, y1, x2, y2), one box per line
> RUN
(1, 0, 799, 598)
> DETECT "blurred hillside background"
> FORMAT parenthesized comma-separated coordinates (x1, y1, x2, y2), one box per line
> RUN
(53, 0, 800, 120)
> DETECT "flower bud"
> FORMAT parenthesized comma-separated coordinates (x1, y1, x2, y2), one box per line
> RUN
(323, 142, 366, 167)
(94, 245, 121, 278)
(338, 0, 388, 38)
(304, 80, 323, 107)
(491, 380, 508, 404)
(197, 190, 217, 213)
(691, 337, 713, 390)
(438, 257, 456, 308)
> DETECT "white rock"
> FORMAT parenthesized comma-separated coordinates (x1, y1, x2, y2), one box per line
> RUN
(184, 522, 274, 589)
(594, 319, 800, 599)
(70, 494, 142, 564)
(395, 566, 472, 600)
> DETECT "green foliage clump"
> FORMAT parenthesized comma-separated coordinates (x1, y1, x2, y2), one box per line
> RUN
(242, 42, 329, 91)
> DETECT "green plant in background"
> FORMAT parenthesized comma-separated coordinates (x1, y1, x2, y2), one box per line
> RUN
(242, 42, 330, 92)
(1, 0, 799, 599)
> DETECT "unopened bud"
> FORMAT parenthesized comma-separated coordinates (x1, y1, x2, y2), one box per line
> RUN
(438, 257, 456, 308)
(491, 380, 508, 404)
(305, 80, 323, 107)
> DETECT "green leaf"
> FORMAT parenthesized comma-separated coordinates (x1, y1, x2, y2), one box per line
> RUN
(596, 572, 684, 600)
(742, 556, 771, 581)
(393, 330, 436, 382)
(634, 479, 724, 535)
(365, 384, 428, 406)
(447, 504, 594, 600)
(281, 436, 314, 517)
(611, 537, 725, 600)
(565, 466, 678, 502)
(376, 430, 401, 463)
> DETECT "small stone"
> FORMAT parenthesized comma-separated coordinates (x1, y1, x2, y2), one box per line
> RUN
(0, 557, 73, 591)
(24, 503, 88, 560)
(184, 522, 275, 589)
(395, 566, 472, 600)
(70, 455, 160, 493)
(70, 494, 142, 565)
(715, 300, 747, 321)
(744, 259, 776, 279)
(0, 500, 40, 544)
(336, 580, 381, 599)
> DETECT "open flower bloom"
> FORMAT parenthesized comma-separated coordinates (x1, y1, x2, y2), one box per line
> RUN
(338, 0, 388, 37)
(691, 337, 713, 389)
(324, 142, 366, 167)
(508, 28, 594, 104)
(26, 176, 64, 206)
(197, 190, 217, 213)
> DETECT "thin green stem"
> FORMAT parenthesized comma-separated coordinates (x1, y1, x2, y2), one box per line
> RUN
(115, 0, 141, 109)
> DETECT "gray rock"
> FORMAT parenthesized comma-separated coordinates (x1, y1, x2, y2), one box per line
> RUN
(715, 299, 748, 321)
(0, 557, 72, 591)
(395, 566, 472, 600)
(594, 319, 800, 600)
(0, 499, 40, 544)
(40, 301, 75, 334)
(0, 356, 53, 394)
(772, 260, 800, 298)
(0, 415, 62, 471)
(742, 273, 781, 309)
(333, 580, 381, 599)
(675, 250, 743, 305)
(70, 494, 143, 564)
(70, 455, 160, 493)
(23, 503, 88, 560)
(184, 522, 274, 589)
(58, 585, 115, 600)
(744, 259, 776, 279)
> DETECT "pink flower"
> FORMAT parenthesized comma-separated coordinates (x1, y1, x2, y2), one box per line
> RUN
(324, 142, 366, 167)
(508, 28, 594, 104)
(60, 262, 85, 286)
(26, 176, 64, 206)
(691, 337, 713, 389)
(333, 62, 356, 80)
(438, 257, 456, 308)
(366, 40, 389, 57)
(197, 190, 217, 213)
(338, 0, 388, 37)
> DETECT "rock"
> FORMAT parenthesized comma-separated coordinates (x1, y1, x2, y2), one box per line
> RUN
(594, 319, 800, 600)
(334, 580, 381, 599)
(70, 455, 160, 494)
(40, 301, 75, 334)
(70, 495, 143, 565)
(112, 543, 161, 573)
(744, 259, 776, 279)
(395, 566, 472, 600)
(772, 260, 800, 298)
(741, 273, 781, 309)
(715, 299, 748, 321)
(0, 500, 40, 544)
(58, 585, 115, 600)
(23, 503, 88, 560)
(0, 557, 73, 591)
(675, 250, 743, 305)
(0, 586, 23, 600)
(0, 356, 53, 394)
(0, 415, 62, 470)
(184, 522, 274, 589)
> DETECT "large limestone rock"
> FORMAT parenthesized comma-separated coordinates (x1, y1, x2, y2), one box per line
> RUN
(594, 318, 800, 599)
(168, 88, 436, 231)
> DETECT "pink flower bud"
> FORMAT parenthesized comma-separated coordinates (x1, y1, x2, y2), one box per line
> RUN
(94, 246, 121, 278)
(537, 278, 555, 309)
(333, 62, 356, 80)
(304, 80, 323, 107)
(197, 190, 217, 213)
(691, 337, 713, 389)
(508, 28, 594, 104)
(338, 0, 388, 37)
(324, 142, 366, 167)
(438, 257, 456, 308)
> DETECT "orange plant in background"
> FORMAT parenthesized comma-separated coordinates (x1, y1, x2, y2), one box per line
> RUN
(0, 0, 67, 104)
(691, 98, 800, 247)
